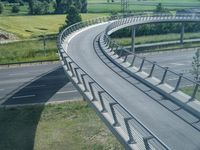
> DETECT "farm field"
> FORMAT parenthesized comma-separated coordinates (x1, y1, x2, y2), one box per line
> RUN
(0, 13, 108, 38)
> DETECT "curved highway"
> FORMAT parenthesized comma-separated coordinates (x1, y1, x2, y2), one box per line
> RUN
(62, 21, 200, 149)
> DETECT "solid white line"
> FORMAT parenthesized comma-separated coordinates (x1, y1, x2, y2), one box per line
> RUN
(9, 73, 28, 76)
(169, 63, 184, 66)
(56, 90, 77, 94)
(12, 95, 35, 99)
(25, 85, 46, 88)
(168, 77, 179, 81)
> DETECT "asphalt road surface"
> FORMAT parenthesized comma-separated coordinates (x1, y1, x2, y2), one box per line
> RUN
(0, 63, 82, 105)
(65, 23, 200, 149)
(125, 49, 197, 88)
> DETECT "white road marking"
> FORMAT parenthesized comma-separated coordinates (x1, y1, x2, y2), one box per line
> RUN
(168, 77, 179, 81)
(0, 89, 4, 91)
(169, 63, 184, 66)
(56, 90, 77, 94)
(25, 85, 46, 88)
(9, 72, 28, 76)
(12, 95, 35, 99)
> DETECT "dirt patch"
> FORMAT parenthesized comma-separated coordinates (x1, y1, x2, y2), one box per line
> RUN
(0, 30, 18, 43)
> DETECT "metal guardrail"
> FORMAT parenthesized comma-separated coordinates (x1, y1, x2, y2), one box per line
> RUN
(103, 13, 200, 101)
(57, 15, 171, 150)
(105, 13, 200, 35)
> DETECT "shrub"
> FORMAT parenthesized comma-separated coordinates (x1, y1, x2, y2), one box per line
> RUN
(11, 5, 20, 13)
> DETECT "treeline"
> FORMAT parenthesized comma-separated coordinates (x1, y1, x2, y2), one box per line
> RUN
(29, 0, 87, 14)
(111, 22, 200, 38)
(1, 0, 87, 15)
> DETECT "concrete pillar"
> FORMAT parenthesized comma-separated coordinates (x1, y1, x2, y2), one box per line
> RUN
(180, 23, 185, 44)
(131, 26, 136, 53)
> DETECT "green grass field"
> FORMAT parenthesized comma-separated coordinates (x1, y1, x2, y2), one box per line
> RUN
(0, 13, 108, 39)
(0, 39, 58, 64)
(114, 32, 200, 46)
(0, 101, 123, 150)
(181, 86, 200, 101)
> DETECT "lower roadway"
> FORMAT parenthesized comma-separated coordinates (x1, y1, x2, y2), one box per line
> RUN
(66, 23, 200, 150)
(0, 63, 82, 105)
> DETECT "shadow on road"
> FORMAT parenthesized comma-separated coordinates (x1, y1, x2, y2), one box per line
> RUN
(0, 67, 69, 150)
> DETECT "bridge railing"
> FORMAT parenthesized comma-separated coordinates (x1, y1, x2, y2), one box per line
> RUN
(57, 16, 171, 150)
(103, 13, 200, 102)
(105, 13, 200, 35)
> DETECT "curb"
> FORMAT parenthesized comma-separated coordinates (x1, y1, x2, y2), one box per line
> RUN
(0, 59, 59, 69)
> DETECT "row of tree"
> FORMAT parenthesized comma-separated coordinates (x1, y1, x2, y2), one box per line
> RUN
(0, 2, 20, 13)
(0, 0, 87, 15)
(111, 22, 200, 38)
(28, 0, 87, 15)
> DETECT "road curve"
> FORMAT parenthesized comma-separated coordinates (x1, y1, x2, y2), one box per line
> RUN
(64, 22, 200, 150)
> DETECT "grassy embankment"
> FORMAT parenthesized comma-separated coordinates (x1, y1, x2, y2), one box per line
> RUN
(0, 101, 123, 150)
(181, 87, 200, 102)
(0, 13, 108, 64)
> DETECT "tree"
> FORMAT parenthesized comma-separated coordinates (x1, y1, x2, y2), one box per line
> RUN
(0, 2, 4, 14)
(65, 5, 82, 26)
(191, 48, 200, 81)
(155, 3, 168, 13)
(80, 0, 87, 13)
(28, 0, 49, 15)
(11, 5, 20, 13)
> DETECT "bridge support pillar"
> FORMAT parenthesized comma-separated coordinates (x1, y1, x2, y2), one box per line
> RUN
(180, 23, 185, 44)
(131, 26, 136, 53)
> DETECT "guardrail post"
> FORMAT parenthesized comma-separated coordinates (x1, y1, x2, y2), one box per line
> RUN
(114, 46, 119, 55)
(118, 49, 123, 58)
(180, 23, 184, 44)
(110, 103, 120, 127)
(80, 74, 89, 92)
(138, 57, 145, 72)
(160, 67, 168, 84)
(88, 81, 97, 101)
(130, 55, 136, 67)
(148, 61, 156, 77)
(124, 118, 136, 144)
(68, 62, 75, 77)
(123, 54, 128, 62)
(143, 136, 153, 150)
(131, 26, 136, 53)
(110, 42, 115, 52)
(98, 91, 107, 113)
(74, 68, 81, 84)
(190, 84, 199, 101)
(63, 56, 70, 71)
(173, 73, 183, 92)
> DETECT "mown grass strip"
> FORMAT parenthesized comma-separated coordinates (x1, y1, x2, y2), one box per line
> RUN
(0, 101, 123, 150)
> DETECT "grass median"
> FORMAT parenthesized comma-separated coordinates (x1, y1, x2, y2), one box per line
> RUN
(0, 101, 123, 150)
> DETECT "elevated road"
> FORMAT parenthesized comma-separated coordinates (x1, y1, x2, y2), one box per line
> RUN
(58, 14, 200, 149)
(63, 22, 200, 149)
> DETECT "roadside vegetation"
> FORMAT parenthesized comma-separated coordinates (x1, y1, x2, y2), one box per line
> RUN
(0, 39, 58, 64)
(181, 87, 200, 102)
(0, 101, 123, 150)
(114, 33, 200, 46)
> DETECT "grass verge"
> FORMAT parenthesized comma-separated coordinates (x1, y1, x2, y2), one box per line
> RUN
(0, 38, 58, 64)
(181, 86, 200, 102)
(0, 101, 123, 150)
